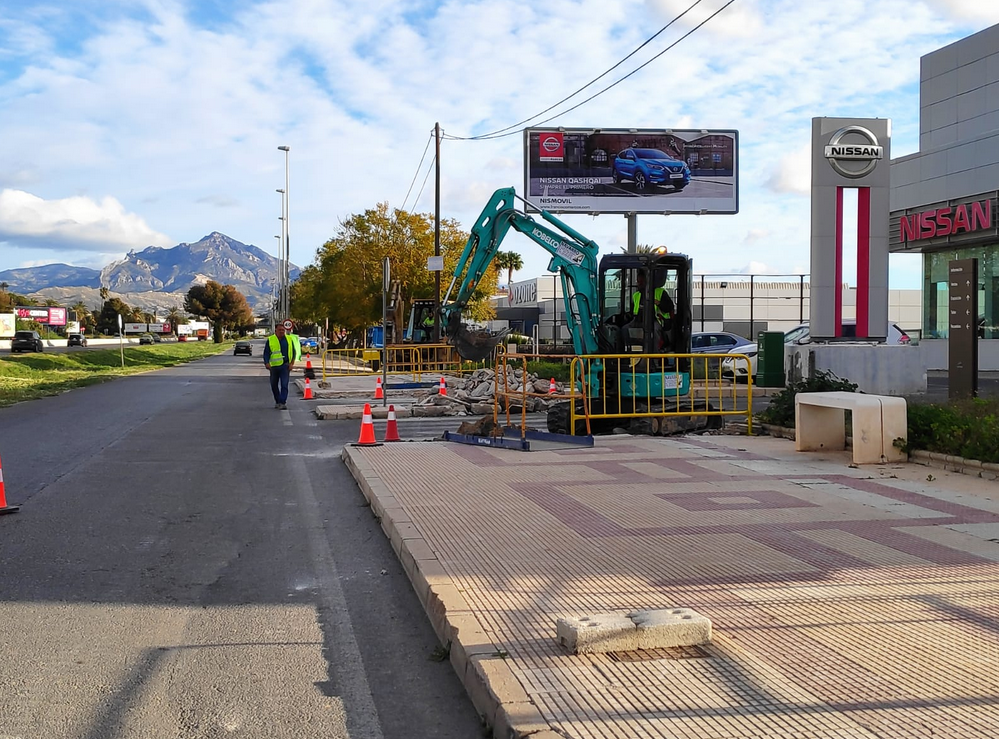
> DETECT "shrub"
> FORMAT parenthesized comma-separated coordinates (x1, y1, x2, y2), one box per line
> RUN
(525, 360, 571, 382)
(756, 370, 858, 428)
(903, 398, 999, 463)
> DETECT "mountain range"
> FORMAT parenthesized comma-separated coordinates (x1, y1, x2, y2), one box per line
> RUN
(0, 233, 300, 314)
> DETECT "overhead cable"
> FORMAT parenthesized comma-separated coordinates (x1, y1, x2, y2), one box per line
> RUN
(443, 0, 737, 141)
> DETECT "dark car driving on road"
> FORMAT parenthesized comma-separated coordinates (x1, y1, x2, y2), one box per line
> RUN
(68, 333, 88, 347)
(11, 330, 43, 353)
(613, 148, 690, 192)
(138, 333, 154, 345)
(233, 340, 253, 356)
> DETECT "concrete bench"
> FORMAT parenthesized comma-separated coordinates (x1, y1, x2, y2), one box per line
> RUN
(795, 391, 907, 464)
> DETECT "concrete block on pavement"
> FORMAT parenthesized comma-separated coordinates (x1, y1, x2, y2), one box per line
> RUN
(629, 608, 712, 649)
(557, 612, 638, 653)
(557, 608, 711, 654)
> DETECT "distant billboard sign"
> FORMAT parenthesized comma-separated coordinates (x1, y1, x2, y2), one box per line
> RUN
(0, 313, 14, 338)
(524, 127, 739, 215)
(148, 323, 171, 333)
(124, 322, 147, 333)
(48, 307, 67, 326)
(15, 306, 67, 325)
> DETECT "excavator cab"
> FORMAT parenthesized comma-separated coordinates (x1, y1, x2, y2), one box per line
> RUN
(597, 251, 692, 364)
(406, 300, 437, 343)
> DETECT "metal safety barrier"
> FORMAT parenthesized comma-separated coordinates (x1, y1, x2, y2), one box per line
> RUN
(567, 353, 755, 435)
(322, 344, 491, 381)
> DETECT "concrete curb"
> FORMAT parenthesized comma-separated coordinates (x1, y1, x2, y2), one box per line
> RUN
(910, 449, 999, 480)
(315, 405, 413, 421)
(341, 445, 552, 738)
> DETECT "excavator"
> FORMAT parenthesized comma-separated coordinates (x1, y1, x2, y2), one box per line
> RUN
(440, 187, 700, 435)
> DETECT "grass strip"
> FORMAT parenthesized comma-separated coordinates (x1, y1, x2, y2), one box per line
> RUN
(0, 342, 232, 407)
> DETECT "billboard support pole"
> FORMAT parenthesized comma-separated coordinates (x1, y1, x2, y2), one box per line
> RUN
(627, 213, 637, 254)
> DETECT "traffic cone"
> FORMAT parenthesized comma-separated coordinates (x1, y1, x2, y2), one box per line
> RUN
(303, 376, 314, 400)
(383, 405, 401, 442)
(352, 403, 382, 447)
(0, 453, 19, 515)
(549, 377, 557, 394)
(374, 375, 384, 400)
(438, 376, 447, 396)
(304, 353, 316, 380)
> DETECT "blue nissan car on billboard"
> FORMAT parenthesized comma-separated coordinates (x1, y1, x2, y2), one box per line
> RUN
(612, 148, 690, 192)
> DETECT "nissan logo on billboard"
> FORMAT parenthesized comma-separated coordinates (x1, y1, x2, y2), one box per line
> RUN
(823, 125, 883, 179)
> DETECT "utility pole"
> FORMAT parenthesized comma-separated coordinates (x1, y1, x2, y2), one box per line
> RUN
(434, 122, 441, 343)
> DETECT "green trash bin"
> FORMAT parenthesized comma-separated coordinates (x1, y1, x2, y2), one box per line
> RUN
(756, 331, 785, 387)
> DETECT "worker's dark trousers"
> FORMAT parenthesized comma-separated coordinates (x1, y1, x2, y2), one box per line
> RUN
(269, 364, 291, 403)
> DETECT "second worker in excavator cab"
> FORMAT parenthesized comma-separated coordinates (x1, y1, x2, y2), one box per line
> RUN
(631, 269, 675, 352)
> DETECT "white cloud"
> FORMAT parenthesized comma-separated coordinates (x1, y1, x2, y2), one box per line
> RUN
(0, 189, 172, 252)
(926, 0, 999, 23)
(766, 144, 811, 195)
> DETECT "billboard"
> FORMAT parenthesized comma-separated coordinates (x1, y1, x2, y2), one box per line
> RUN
(524, 127, 738, 214)
(0, 313, 14, 338)
(124, 322, 147, 333)
(15, 306, 66, 326)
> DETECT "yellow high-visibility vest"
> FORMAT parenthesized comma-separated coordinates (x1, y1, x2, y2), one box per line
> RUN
(267, 334, 300, 366)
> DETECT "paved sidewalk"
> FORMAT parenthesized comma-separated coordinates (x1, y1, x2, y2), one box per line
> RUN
(342, 434, 999, 739)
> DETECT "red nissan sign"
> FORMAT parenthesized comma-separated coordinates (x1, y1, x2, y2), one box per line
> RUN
(539, 132, 564, 162)
(898, 199, 993, 243)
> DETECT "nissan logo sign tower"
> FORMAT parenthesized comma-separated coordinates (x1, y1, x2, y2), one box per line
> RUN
(810, 117, 891, 342)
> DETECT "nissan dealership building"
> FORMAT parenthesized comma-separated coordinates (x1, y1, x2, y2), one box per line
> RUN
(890, 22, 999, 368)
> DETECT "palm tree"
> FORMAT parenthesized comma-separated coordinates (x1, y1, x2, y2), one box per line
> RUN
(619, 243, 660, 254)
(495, 251, 523, 294)
(165, 307, 184, 336)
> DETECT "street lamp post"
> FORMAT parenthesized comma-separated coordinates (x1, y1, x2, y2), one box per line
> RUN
(274, 233, 282, 327)
(278, 146, 290, 320)
(276, 188, 286, 320)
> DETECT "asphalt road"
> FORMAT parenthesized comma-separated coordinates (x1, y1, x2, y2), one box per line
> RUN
(0, 346, 482, 739)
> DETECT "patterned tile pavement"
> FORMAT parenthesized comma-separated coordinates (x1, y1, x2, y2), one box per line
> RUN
(344, 434, 999, 738)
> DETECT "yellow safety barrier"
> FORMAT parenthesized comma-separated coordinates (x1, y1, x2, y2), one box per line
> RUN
(322, 343, 492, 381)
(567, 353, 754, 435)
(322, 348, 378, 379)
(476, 348, 755, 439)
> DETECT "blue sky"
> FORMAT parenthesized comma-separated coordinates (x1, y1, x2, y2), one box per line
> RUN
(0, 0, 997, 290)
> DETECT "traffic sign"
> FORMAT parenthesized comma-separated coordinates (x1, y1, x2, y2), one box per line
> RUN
(283, 320, 293, 330)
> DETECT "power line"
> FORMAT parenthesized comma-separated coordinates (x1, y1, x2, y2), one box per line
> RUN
(412, 152, 437, 210)
(443, 0, 737, 142)
(400, 132, 434, 211)
(446, 0, 708, 141)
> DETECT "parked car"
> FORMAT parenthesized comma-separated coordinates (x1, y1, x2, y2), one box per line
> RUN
(299, 336, 319, 353)
(152, 333, 163, 343)
(233, 340, 253, 356)
(67, 333, 88, 347)
(139, 333, 155, 345)
(612, 148, 690, 191)
(11, 330, 43, 353)
(691, 331, 753, 354)
(721, 321, 911, 381)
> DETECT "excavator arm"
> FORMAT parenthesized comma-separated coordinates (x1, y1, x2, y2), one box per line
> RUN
(441, 187, 602, 360)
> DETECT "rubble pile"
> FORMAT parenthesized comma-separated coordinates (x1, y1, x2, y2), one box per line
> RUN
(410, 367, 566, 417)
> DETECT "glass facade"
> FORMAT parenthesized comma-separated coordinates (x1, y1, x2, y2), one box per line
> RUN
(923, 243, 999, 339)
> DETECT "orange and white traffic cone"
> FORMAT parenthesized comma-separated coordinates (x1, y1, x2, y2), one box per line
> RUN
(374, 375, 384, 400)
(383, 405, 401, 442)
(0, 453, 19, 515)
(549, 377, 557, 394)
(438, 376, 447, 396)
(303, 376, 314, 400)
(304, 353, 315, 379)
(352, 403, 382, 447)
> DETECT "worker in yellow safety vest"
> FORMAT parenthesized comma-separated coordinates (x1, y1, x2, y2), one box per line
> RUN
(263, 323, 301, 409)
(631, 269, 675, 351)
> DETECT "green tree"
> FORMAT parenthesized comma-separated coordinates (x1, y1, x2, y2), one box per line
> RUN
(295, 204, 495, 341)
(71, 301, 92, 333)
(94, 297, 135, 335)
(184, 281, 254, 342)
(495, 251, 524, 295)
(165, 307, 186, 336)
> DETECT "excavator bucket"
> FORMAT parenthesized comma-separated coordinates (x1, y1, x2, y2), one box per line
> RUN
(443, 312, 508, 361)
(450, 324, 509, 362)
